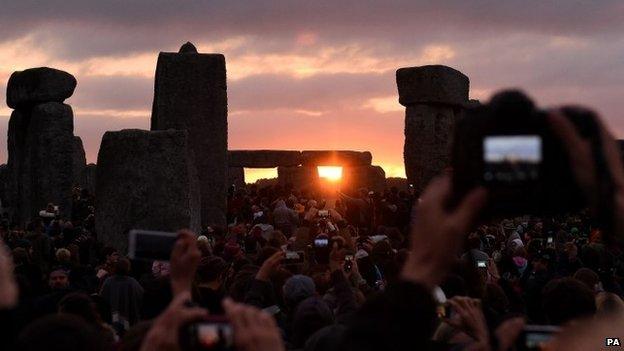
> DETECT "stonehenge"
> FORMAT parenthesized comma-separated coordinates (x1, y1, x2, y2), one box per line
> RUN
(6, 67, 77, 109)
(5, 67, 78, 223)
(0, 42, 480, 242)
(396, 65, 470, 194)
(228, 149, 385, 192)
(228, 150, 302, 168)
(151, 43, 228, 228)
(72, 136, 87, 189)
(95, 129, 201, 252)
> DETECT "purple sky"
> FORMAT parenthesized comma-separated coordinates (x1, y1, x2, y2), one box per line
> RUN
(1, 1, 623, 180)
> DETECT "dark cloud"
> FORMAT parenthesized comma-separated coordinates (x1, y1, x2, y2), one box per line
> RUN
(1, 1, 623, 59)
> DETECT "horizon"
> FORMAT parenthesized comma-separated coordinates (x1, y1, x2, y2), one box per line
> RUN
(1, 1, 623, 182)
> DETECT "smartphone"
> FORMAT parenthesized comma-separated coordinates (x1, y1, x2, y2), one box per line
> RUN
(317, 210, 329, 218)
(313, 238, 330, 264)
(516, 325, 561, 351)
(344, 254, 354, 272)
(185, 318, 234, 351)
(128, 229, 177, 261)
(283, 251, 305, 265)
(477, 260, 487, 269)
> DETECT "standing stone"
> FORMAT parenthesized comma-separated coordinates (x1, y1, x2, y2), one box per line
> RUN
(278, 166, 320, 191)
(228, 167, 245, 188)
(228, 150, 302, 168)
(6, 110, 28, 219)
(96, 129, 201, 253)
(151, 43, 227, 227)
(24, 103, 74, 221)
(396, 65, 469, 193)
(342, 165, 386, 192)
(0, 164, 6, 211)
(72, 136, 87, 188)
(300, 150, 372, 167)
(7, 67, 77, 109)
(84, 163, 97, 196)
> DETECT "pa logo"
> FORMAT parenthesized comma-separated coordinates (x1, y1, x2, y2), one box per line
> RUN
(606, 337, 621, 347)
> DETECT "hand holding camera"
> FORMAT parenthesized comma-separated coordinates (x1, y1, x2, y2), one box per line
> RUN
(451, 90, 624, 241)
(401, 176, 487, 288)
(256, 251, 284, 282)
(140, 291, 209, 351)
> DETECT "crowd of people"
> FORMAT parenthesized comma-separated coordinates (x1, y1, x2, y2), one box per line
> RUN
(0, 111, 623, 350)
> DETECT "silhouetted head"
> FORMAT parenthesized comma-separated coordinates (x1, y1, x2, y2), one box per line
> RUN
(17, 314, 112, 351)
(542, 277, 596, 325)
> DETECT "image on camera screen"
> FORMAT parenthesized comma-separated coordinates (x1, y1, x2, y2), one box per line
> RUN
(525, 331, 554, 350)
(315, 238, 328, 247)
(197, 323, 234, 349)
(483, 135, 541, 182)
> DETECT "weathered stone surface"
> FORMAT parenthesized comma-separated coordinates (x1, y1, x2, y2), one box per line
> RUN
(84, 163, 97, 195)
(24, 103, 74, 221)
(404, 104, 458, 193)
(228, 150, 302, 168)
(96, 129, 201, 253)
(300, 150, 372, 166)
(228, 167, 245, 188)
(6, 110, 28, 218)
(7, 67, 77, 109)
(151, 46, 227, 227)
(396, 65, 469, 106)
(342, 165, 386, 192)
(0, 164, 7, 210)
(397, 65, 470, 194)
(277, 166, 319, 190)
(72, 136, 87, 188)
(179, 42, 198, 53)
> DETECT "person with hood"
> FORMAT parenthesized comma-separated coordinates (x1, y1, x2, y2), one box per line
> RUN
(273, 199, 299, 237)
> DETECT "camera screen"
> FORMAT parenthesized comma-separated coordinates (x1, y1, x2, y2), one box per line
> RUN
(197, 323, 234, 349)
(314, 238, 328, 247)
(131, 231, 177, 261)
(483, 135, 541, 182)
(524, 331, 555, 350)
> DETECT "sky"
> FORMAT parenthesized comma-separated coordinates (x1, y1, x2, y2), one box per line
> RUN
(1, 1, 623, 182)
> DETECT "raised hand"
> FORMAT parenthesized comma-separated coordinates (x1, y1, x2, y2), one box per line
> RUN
(140, 291, 208, 351)
(170, 229, 201, 296)
(256, 251, 284, 282)
(0, 239, 18, 309)
(223, 298, 285, 351)
(401, 176, 487, 287)
(549, 110, 624, 239)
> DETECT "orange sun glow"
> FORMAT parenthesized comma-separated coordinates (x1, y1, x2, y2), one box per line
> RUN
(317, 166, 343, 181)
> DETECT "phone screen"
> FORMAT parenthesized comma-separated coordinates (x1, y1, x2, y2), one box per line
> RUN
(284, 251, 304, 265)
(483, 135, 541, 182)
(477, 260, 487, 268)
(519, 325, 560, 351)
(128, 230, 177, 261)
(196, 322, 234, 350)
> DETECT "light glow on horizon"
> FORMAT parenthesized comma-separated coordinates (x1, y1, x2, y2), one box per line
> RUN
(317, 166, 343, 182)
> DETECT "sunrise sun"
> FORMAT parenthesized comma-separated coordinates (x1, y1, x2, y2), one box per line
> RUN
(317, 166, 343, 181)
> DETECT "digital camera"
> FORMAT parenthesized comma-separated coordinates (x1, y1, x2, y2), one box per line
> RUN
(451, 90, 612, 218)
